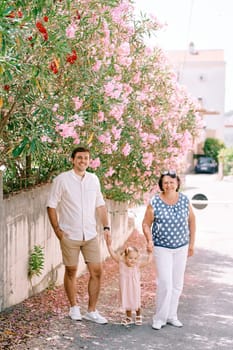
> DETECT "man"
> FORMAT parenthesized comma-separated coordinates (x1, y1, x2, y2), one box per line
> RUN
(47, 146, 111, 324)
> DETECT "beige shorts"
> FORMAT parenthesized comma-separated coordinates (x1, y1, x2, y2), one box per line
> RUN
(60, 236, 101, 266)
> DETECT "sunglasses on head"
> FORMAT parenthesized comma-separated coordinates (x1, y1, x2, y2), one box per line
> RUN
(162, 171, 177, 177)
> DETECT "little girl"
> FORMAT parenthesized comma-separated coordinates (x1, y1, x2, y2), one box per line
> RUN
(107, 240, 152, 326)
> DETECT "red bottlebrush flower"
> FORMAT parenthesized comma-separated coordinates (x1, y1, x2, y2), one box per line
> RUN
(27, 36, 33, 41)
(66, 50, 77, 64)
(36, 21, 47, 34)
(43, 16, 49, 22)
(17, 10, 23, 18)
(4, 85, 10, 91)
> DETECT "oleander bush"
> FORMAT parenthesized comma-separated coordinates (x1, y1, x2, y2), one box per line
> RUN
(0, 0, 202, 202)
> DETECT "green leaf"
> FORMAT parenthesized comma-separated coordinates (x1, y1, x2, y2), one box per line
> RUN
(12, 137, 30, 157)
(1, 7, 15, 17)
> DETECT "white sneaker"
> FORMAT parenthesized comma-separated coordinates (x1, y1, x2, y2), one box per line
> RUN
(83, 310, 108, 324)
(152, 319, 165, 330)
(167, 319, 183, 327)
(69, 306, 82, 321)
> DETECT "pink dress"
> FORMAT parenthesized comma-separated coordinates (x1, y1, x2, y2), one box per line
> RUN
(119, 261, 141, 311)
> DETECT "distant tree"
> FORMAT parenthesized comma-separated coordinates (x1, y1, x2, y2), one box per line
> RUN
(203, 137, 225, 162)
(218, 147, 233, 175)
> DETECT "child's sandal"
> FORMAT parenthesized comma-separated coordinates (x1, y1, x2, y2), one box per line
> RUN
(135, 315, 142, 326)
(121, 317, 133, 326)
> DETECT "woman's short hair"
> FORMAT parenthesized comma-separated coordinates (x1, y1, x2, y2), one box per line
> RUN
(158, 171, 181, 192)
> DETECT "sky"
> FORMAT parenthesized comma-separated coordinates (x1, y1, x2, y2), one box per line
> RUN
(134, 0, 233, 111)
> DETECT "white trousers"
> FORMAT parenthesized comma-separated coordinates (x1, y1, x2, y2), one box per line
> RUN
(153, 245, 188, 324)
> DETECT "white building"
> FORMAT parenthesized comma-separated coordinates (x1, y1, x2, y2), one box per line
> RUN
(166, 45, 226, 153)
(224, 112, 233, 147)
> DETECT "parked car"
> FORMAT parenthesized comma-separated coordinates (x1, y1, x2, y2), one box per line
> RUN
(194, 156, 218, 174)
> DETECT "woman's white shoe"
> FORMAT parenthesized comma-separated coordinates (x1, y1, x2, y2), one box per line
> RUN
(167, 319, 183, 327)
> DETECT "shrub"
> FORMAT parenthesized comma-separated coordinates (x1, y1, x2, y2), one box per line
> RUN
(203, 138, 225, 162)
(0, 0, 202, 202)
(218, 147, 233, 175)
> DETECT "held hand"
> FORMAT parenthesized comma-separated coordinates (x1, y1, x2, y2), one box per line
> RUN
(106, 235, 112, 246)
(188, 247, 194, 257)
(104, 230, 112, 246)
(146, 241, 153, 253)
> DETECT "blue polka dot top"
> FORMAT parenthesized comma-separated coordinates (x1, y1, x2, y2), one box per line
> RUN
(150, 193, 190, 249)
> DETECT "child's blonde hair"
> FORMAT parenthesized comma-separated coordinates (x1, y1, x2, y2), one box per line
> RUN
(123, 246, 139, 257)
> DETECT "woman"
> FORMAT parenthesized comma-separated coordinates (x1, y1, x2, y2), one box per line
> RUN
(142, 171, 196, 330)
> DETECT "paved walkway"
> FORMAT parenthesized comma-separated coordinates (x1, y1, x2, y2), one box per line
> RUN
(16, 236, 233, 350)
(16, 210, 233, 349)
(9, 176, 233, 349)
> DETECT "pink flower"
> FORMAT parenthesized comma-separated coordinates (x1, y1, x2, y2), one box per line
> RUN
(103, 20, 110, 46)
(140, 132, 149, 142)
(56, 115, 64, 121)
(122, 143, 131, 156)
(132, 72, 141, 84)
(123, 84, 133, 96)
(41, 135, 52, 142)
(111, 126, 122, 140)
(136, 91, 147, 102)
(56, 123, 77, 138)
(105, 167, 115, 177)
(153, 117, 163, 129)
(142, 152, 154, 168)
(118, 56, 132, 67)
(66, 23, 77, 38)
(104, 80, 123, 99)
(52, 104, 59, 112)
(98, 111, 105, 122)
(109, 104, 124, 120)
(73, 137, 80, 145)
(92, 60, 102, 72)
(111, 7, 124, 25)
(117, 42, 130, 56)
(111, 141, 118, 151)
(181, 130, 192, 150)
(145, 47, 153, 56)
(89, 157, 101, 170)
(104, 81, 115, 96)
(72, 96, 83, 111)
(148, 134, 159, 144)
(73, 114, 84, 126)
(114, 64, 121, 73)
(98, 132, 111, 144)
(105, 183, 113, 190)
(111, 2, 132, 25)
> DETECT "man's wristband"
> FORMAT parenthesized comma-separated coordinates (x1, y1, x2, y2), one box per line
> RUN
(103, 226, 110, 231)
